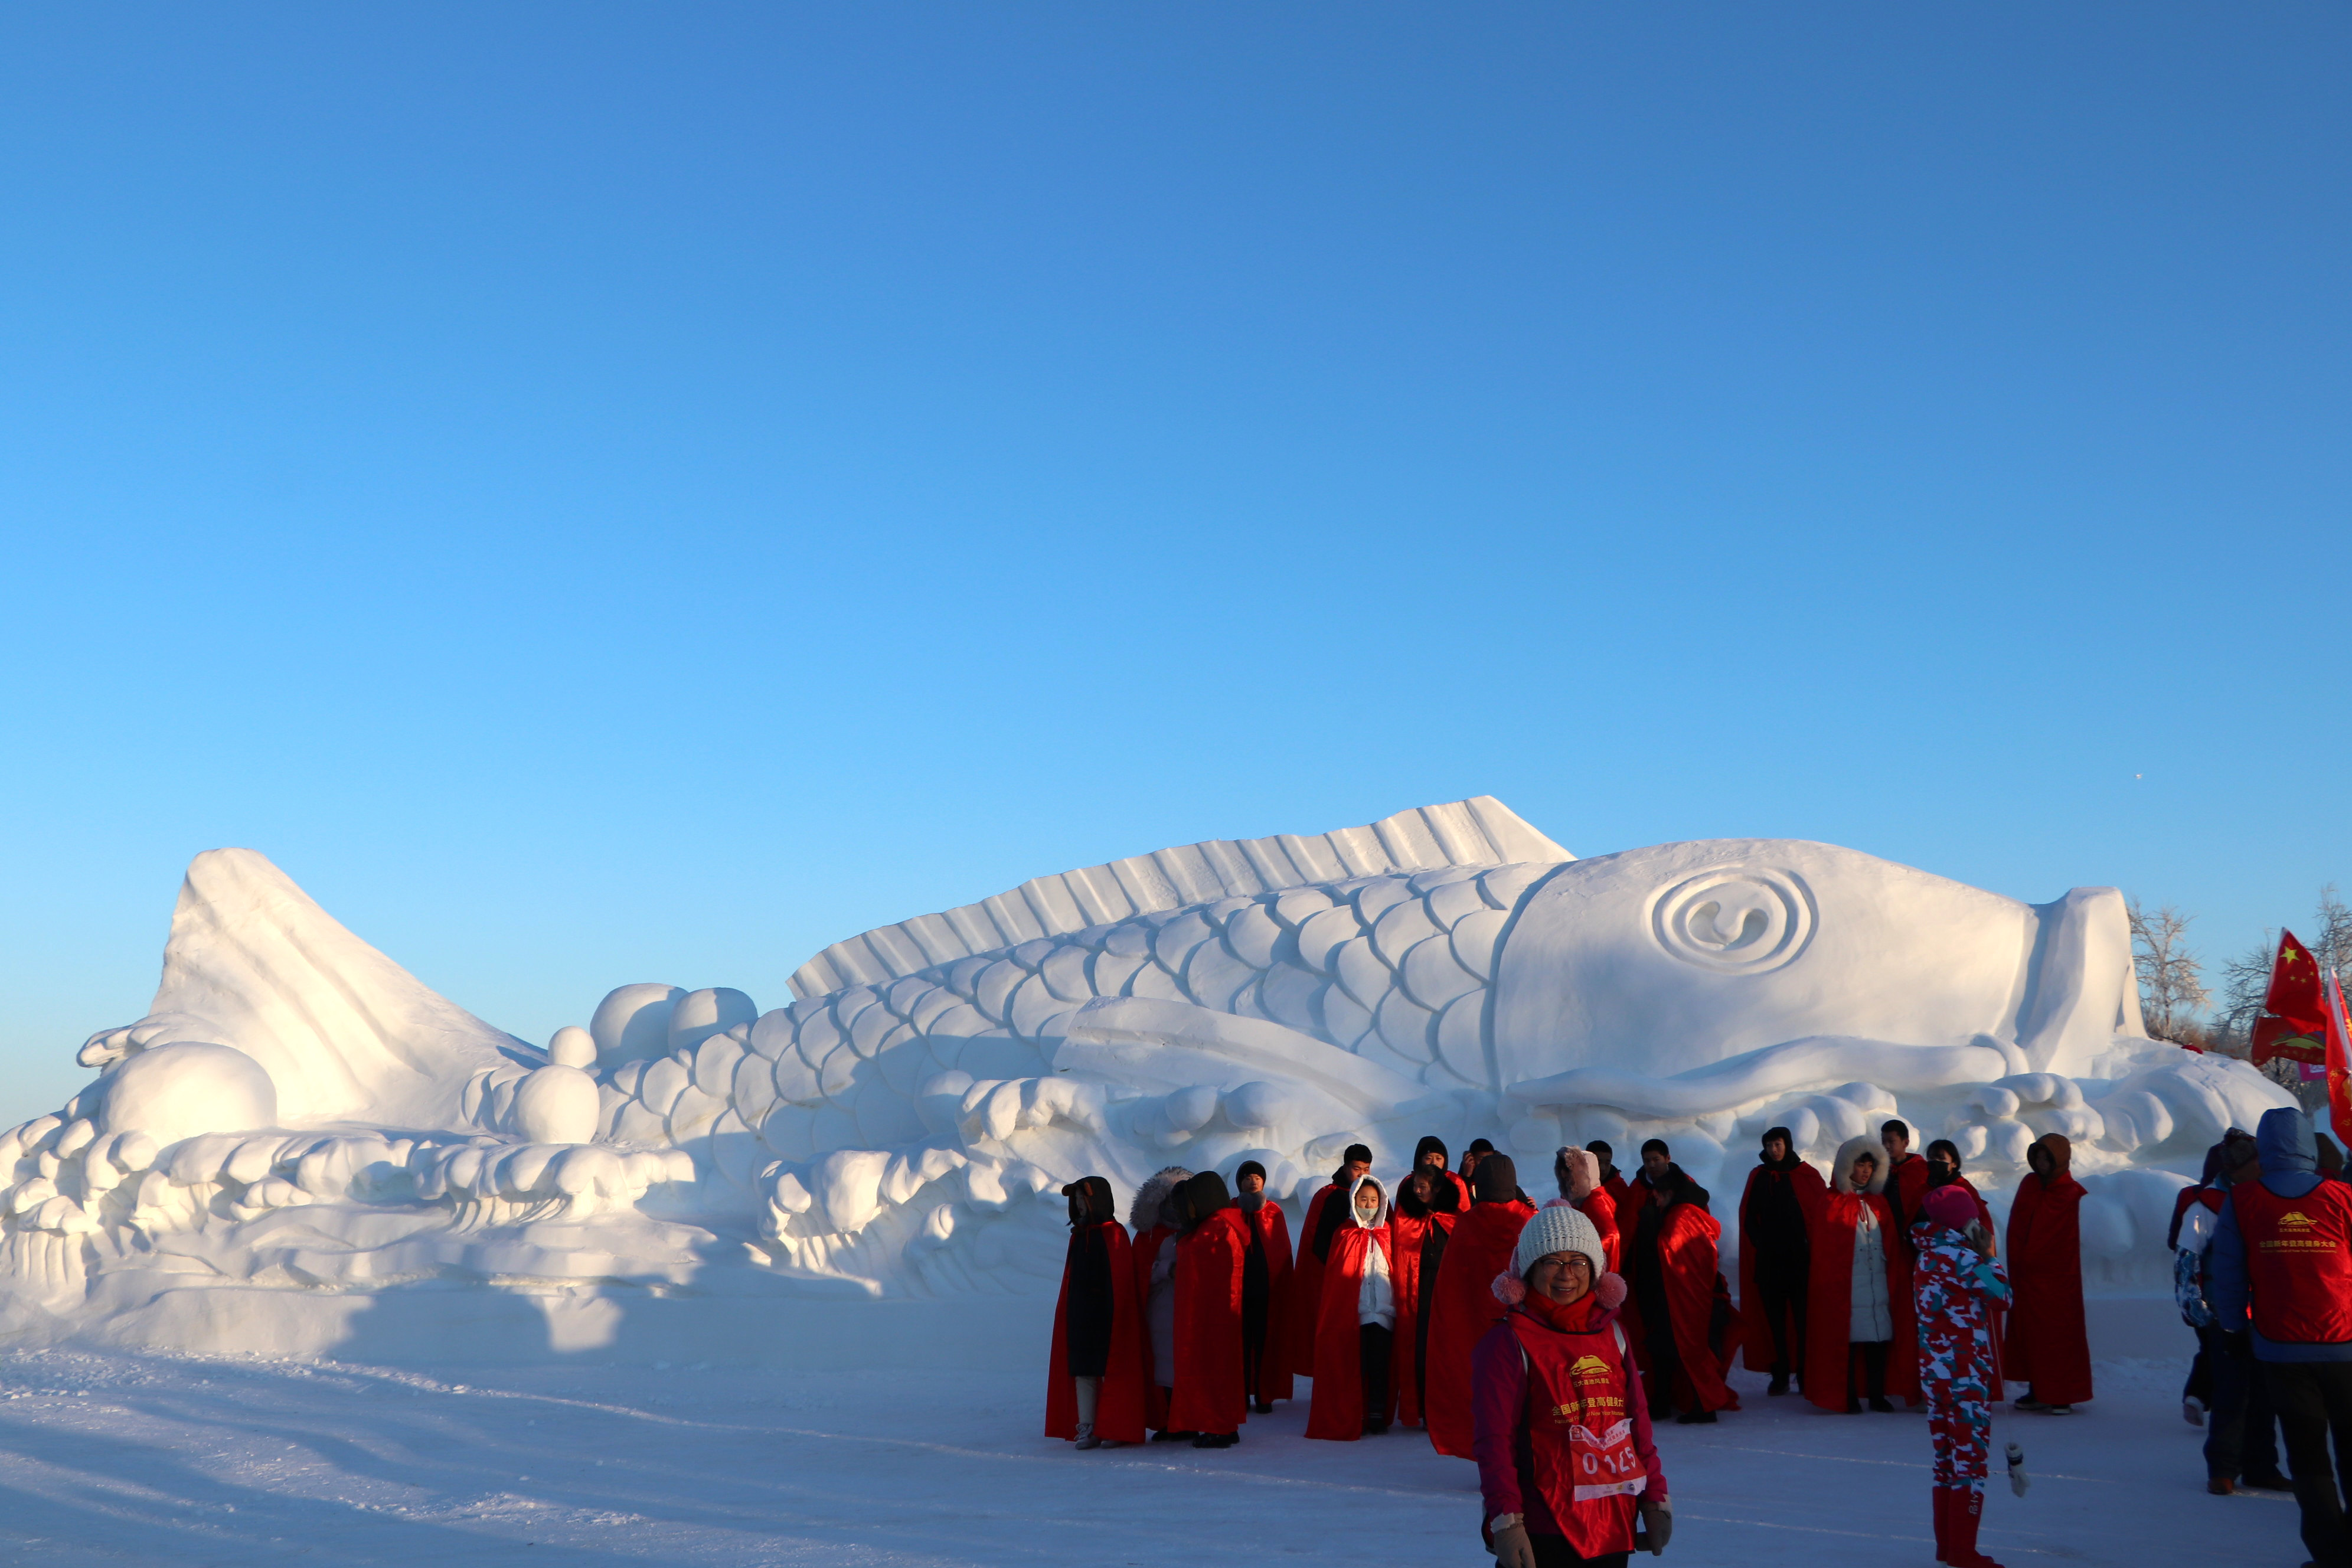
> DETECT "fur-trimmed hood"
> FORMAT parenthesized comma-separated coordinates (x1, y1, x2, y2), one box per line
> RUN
(1832, 1136, 1888, 1195)
(1129, 1165, 1193, 1231)
(1344, 1172, 1389, 1229)
(1556, 1146, 1600, 1201)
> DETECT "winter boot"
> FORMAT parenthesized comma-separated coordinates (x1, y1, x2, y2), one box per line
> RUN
(1930, 1487, 1956, 1564)
(1768, 1373, 1791, 1396)
(1944, 1486, 2005, 1568)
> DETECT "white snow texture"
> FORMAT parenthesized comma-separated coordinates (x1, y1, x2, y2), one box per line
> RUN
(0, 798, 2292, 1361)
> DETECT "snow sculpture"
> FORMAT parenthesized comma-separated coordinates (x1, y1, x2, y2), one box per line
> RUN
(0, 798, 2293, 1355)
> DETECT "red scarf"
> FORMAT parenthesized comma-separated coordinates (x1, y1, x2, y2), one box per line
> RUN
(1519, 1288, 1600, 1335)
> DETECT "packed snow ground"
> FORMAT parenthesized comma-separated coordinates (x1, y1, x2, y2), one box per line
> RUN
(0, 1301, 2302, 1567)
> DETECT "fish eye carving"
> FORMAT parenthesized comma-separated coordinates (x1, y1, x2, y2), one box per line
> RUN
(1651, 870, 1815, 974)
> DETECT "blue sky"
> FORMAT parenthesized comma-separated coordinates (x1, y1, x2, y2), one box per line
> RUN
(2, 5, 2345, 1127)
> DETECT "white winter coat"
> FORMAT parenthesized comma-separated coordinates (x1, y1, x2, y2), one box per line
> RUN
(1347, 1175, 1396, 1331)
(1848, 1201, 1893, 1343)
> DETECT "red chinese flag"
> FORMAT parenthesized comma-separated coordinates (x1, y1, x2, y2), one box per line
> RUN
(2267, 930, 2328, 1035)
(2328, 969, 2352, 1145)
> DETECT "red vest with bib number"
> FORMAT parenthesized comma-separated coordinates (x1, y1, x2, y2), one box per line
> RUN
(1508, 1309, 1647, 1558)
(2232, 1181, 2352, 1345)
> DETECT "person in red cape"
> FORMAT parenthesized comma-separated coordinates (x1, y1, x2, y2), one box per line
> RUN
(1425, 1154, 1536, 1458)
(1926, 1140, 1998, 1236)
(1288, 1144, 1372, 1379)
(2005, 1132, 2093, 1412)
(1415, 1134, 1469, 1210)
(1739, 1125, 1826, 1397)
(1474, 1201, 1671, 1568)
(1128, 1165, 1191, 1438)
(1171, 1170, 1250, 1448)
(1233, 1161, 1294, 1413)
(1308, 1174, 1399, 1439)
(1046, 1175, 1147, 1449)
(1613, 1138, 1680, 1237)
(1804, 1136, 1917, 1413)
(1544, 1146, 1622, 1272)
(1622, 1159, 1741, 1423)
(1391, 1165, 1461, 1427)
(1588, 1141, 1631, 1216)
(1882, 1119, 1930, 1251)
(1460, 1138, 1495, 1187)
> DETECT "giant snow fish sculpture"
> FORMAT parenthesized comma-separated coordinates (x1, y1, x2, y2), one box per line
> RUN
(0, 798, 2291, 1354)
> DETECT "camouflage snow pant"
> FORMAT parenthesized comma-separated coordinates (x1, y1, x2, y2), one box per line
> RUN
(1923, 1329, 1994, 1490)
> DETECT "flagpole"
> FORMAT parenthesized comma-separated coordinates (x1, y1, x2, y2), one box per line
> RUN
(2325, 966, 2352, 1147)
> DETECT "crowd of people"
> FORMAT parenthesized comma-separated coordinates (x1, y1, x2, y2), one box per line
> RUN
(1043, 1108, 2352, 1568)
(2174, 1106, 2352, 1568)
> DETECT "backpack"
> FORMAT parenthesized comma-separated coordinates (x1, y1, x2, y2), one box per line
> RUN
(2175, 1203, 2216, 1329)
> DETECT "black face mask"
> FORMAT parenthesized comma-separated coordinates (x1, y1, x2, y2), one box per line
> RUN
(1926, 1159, 1958, 1187)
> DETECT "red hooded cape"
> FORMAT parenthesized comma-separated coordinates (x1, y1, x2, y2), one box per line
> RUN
(1423, 1197, 1534, 1458)
(2004, 1137, 2092, 1405)
(1170, 1207, 1251, 1436)
(1886, 1152, 1930, 1249)
(1601, 1172, 1631, 1214)
(1242, 1200, 1295, 1403)
(1388, 1206, 1456, 1426)
(1045, 1220, 1147, 1443)
(1802, 1187, 1919, 1412)
(1574, 1191, 1622, 1273)
(1737, 1159, 1828, 1374)
(1287, 1183, 1341, 1377)
(1307, 1184, 1394, 1440)
(1623, 1193, 1742, 1413)
(1131, 1221, 1176, 1430)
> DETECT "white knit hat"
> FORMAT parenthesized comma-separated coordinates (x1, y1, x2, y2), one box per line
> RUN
(1511, 1203, 1605, 1279)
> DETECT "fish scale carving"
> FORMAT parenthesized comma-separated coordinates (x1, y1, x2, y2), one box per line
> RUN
(599, 858, 1563, 1171)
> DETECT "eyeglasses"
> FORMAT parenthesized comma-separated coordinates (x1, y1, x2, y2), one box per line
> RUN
(1532, 1255, 1593, 1275)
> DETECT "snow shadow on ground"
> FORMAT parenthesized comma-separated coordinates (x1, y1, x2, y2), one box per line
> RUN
(0, 1318, 2313, 1567)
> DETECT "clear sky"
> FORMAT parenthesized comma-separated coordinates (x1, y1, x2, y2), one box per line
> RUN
(2, 5, 2345, 1128)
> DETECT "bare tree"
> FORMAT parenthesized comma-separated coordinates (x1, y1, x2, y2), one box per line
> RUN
(2214, 932, 2280, 1057)
(2128, 897, 2211, 1043)
(2314, 884, 2352, 981)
